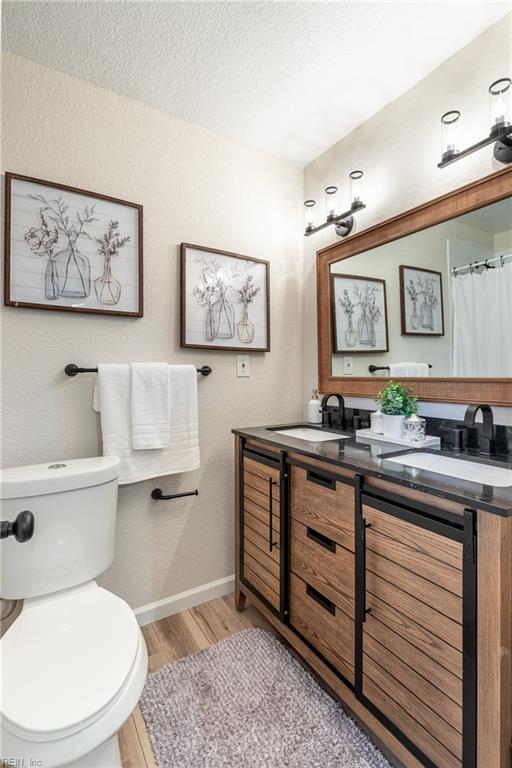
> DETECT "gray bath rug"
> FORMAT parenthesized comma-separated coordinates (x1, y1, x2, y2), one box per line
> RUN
(139, 628, 391, 768)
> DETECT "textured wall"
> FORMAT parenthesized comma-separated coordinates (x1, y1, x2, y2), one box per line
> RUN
(1, 53, 303, 609)
(302, 15, 512, 422)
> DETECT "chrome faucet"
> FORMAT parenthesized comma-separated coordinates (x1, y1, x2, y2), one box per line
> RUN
(320, 394, 346, 430)
(464, 403, 496, 455)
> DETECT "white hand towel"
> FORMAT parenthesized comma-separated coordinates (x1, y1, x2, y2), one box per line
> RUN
(389, 362, 430, 377)
(94, 364, 131, 456)
(93, 363, 200, 485)
(130, 363, 171, 449)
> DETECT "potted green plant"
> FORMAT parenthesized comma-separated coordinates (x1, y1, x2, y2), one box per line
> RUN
(375, 381, 418, 440)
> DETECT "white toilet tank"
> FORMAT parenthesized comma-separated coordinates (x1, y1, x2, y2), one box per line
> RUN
(1, 456, 120, 600)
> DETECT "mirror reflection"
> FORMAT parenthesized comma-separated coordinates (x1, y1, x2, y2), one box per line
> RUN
(330, 197, 512, 378)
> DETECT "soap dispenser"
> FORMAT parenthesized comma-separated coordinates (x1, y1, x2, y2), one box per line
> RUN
(307, 389, 322, 424)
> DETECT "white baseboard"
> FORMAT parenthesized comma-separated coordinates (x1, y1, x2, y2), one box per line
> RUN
(133, 574, 235, 626)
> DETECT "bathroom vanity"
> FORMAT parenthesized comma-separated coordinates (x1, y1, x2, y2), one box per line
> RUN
(233, 426, 512, 768)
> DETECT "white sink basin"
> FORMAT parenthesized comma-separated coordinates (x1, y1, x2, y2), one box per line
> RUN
(386, 452, 512, 488)
(271, 427, 350, 443)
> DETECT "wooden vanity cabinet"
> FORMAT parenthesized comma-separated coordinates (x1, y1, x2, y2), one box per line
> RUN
(235, 437, 512, 768)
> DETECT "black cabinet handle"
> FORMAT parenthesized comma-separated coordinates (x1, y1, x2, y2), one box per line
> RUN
(362, 519, 372, 622)
(268, 477, 278, 552)
(307, 469, 336, 491)
(306, 584, 336, 615)
(307, 527, 336, 553)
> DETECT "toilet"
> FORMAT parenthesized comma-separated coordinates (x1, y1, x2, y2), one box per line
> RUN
(0, 456, 148, 768)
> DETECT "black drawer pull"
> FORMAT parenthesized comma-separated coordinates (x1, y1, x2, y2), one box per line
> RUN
(306, 584, 336, 615)
(268, 477, 277, 552)
(306, 527, 336, 553)
(307, 469, 336, 491)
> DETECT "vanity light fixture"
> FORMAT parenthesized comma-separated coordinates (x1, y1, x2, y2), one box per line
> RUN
(438, 77, 512, 168)
(304, 171, 365, 237)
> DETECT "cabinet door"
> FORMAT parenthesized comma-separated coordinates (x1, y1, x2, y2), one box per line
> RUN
(240, 448, 283, 616)
(357, 495, 476, 768)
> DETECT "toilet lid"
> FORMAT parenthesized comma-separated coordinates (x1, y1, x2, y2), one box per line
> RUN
(1, 583, 140, 737)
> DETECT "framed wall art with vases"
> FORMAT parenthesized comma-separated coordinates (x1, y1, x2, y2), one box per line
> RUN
(4, 172, 143, 317)
(330, 273, 388, 353)
(180, 243, 270, 352)
(399, 265, 444, 336)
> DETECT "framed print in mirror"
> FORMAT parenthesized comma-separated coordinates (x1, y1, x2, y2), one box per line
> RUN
(400, 265, 444, 336)
(181, 243, 270, 351)
(331, 273, 388, 353)
(4, 172, 143, 316)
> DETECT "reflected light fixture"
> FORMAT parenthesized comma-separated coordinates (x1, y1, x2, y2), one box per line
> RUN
(438, 77, 512, 168)
(304, 171, 365, 237)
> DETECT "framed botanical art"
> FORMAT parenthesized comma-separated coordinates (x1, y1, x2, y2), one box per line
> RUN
(331, 273, 388, 353)
(181, 243, 270, 351)
(399, 265, 444, 336)
(4, 172, 143, 316)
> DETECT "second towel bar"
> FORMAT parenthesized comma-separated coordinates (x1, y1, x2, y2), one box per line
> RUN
(368, 364, 432, 374)
(151, 489, 199, 501)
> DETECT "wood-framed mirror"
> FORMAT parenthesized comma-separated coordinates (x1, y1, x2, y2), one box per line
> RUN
(317, 167, 512, 406)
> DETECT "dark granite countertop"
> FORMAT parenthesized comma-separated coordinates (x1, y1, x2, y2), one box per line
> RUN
(232, 423, 512, 516)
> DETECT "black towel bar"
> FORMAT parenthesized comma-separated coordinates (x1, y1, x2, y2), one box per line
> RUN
(368, 364, 432, 374)
(65, 363, 212, 377)
(151, 489, 199, 501)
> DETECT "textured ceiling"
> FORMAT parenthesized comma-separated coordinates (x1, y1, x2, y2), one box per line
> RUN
(3, 1, 511, 165)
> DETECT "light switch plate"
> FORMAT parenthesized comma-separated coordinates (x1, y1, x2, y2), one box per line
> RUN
(343, 356, 353, 375)
(237, 355, 250, 377)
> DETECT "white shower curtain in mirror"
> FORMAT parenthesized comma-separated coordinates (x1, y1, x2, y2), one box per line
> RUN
(451, 260, 512, 376)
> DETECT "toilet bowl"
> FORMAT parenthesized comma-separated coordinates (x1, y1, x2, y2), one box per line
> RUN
(0, 457, 148, 767)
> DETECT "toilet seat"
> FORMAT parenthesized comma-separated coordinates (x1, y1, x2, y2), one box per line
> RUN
(1, 581, 140, 742)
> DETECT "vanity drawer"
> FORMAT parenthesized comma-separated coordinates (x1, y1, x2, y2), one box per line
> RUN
(290, 465, 355, 552)
(289, 573, 354, 684)
(290, 518, 354, 619)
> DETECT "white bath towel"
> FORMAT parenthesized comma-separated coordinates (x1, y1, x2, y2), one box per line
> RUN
(131, 363, 171, 449)
(93, 364, 200, 485)
(389, 362, 430, 377)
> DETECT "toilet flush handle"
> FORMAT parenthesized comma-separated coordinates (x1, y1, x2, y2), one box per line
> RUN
(0, 510, 35, 542)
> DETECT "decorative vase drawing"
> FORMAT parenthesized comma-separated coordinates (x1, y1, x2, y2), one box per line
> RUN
(212, 296, 235, 339)
(358, 309, 372, 345)
(56, 244, 91, 298)
(94, 256, 121, 305)
(420, 300, 434, 331)
(237, 304, 255, 343)
(369, 320, 376, 347)
(345, 315, 357, 347)
(44, 258, 59, 300)
(205, 307, 215, 342)
(410, 301, 420, 330)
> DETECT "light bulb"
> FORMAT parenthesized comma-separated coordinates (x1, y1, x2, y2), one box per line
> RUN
(324, 186, 339, 220)
(349, 171, 364, 207)
(304, 200, 316, 232)
(441, 111, 461, 162)
(489, 77, 511, 135)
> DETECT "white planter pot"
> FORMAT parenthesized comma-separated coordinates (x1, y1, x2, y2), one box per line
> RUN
(381, 414, 406, 440)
